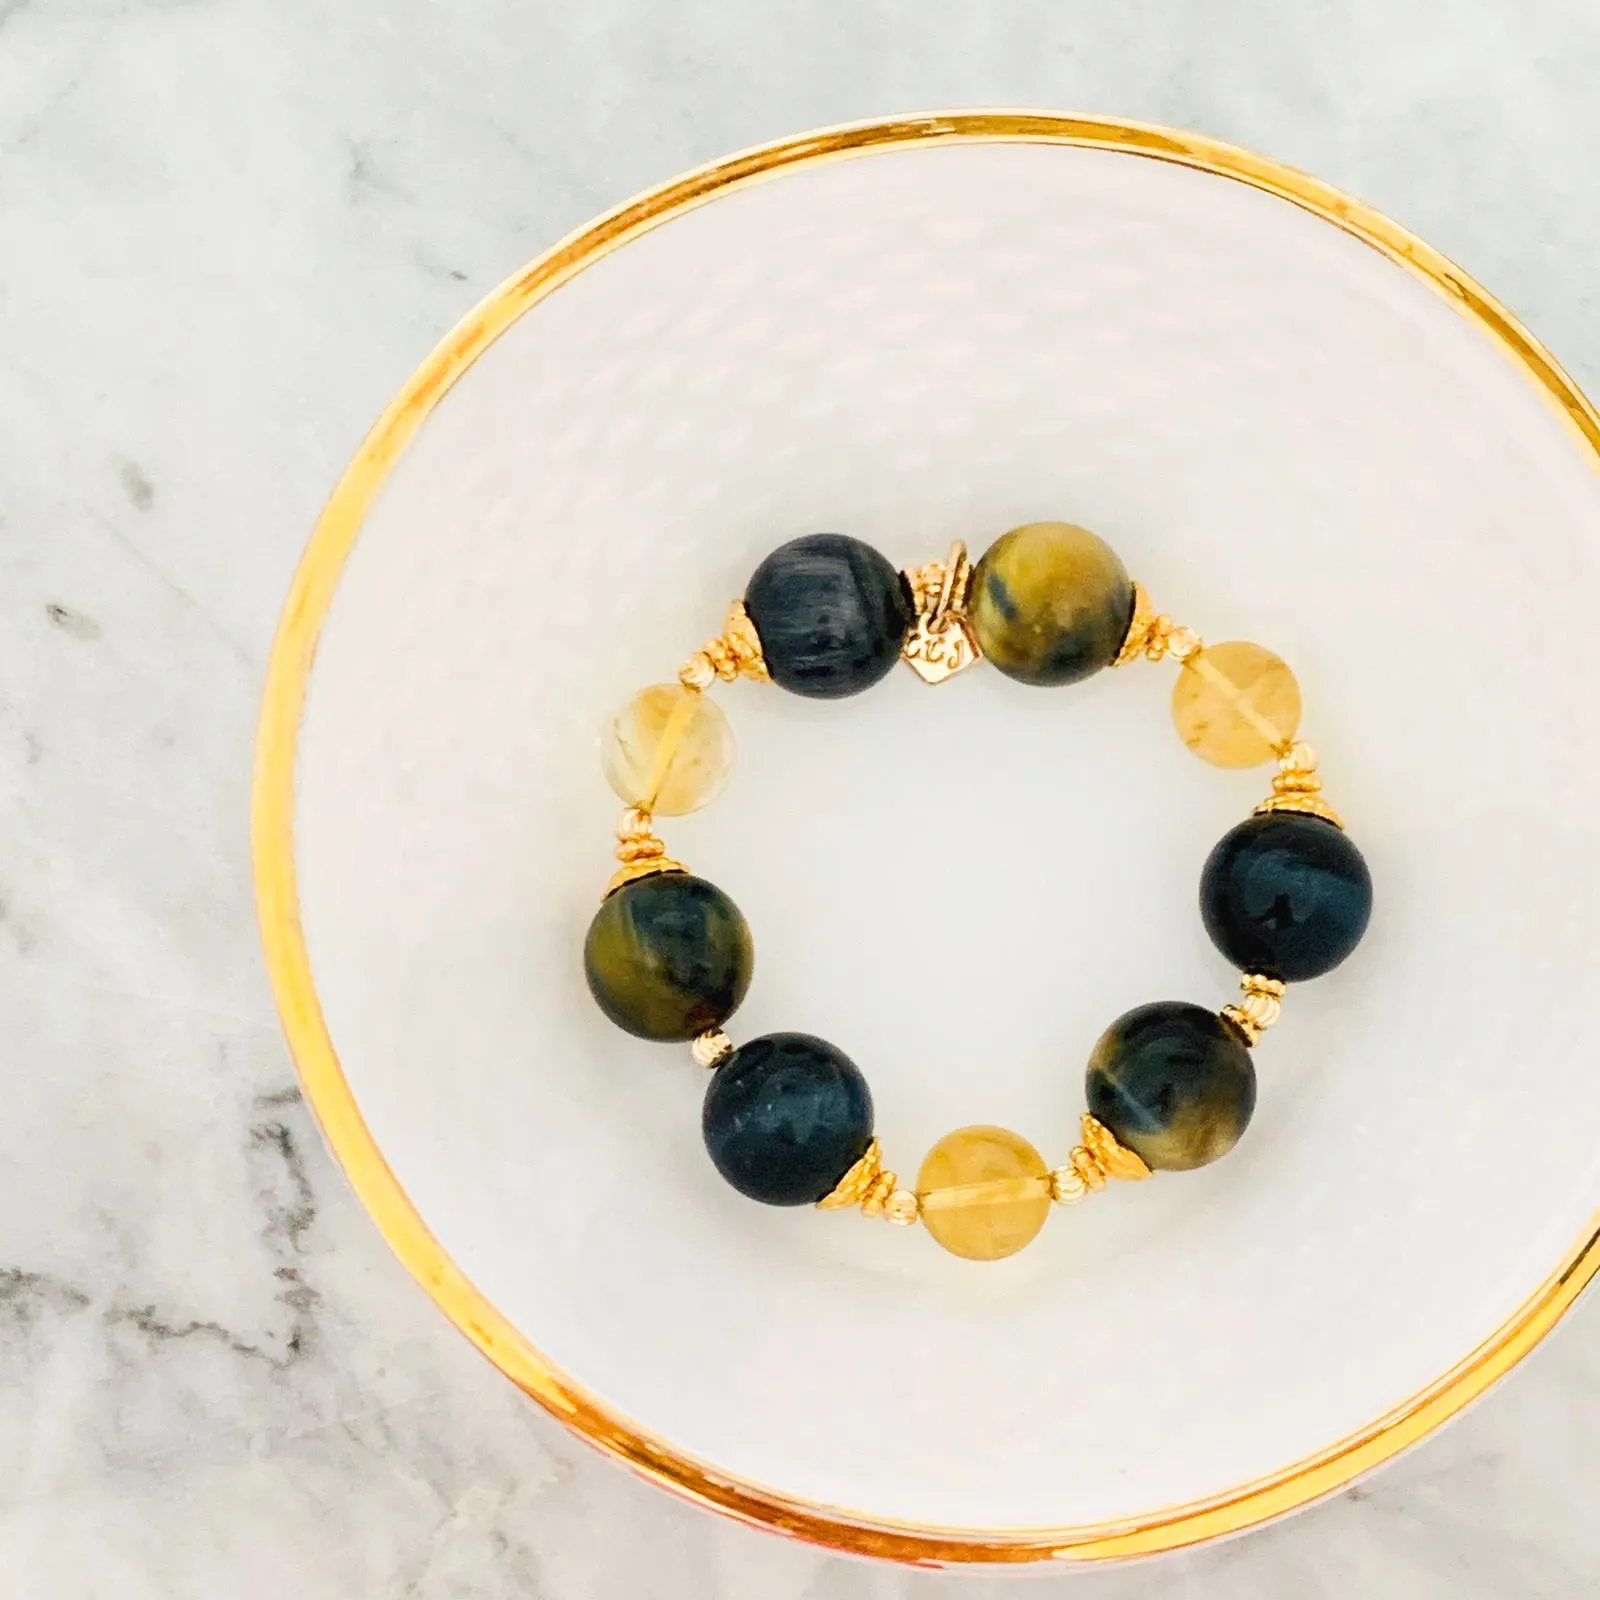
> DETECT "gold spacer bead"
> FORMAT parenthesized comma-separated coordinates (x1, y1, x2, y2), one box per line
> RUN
(860, 1167, 901, 1217)
(679, 601, 769, 688)
(690, 1029, 733, 1068)
(1064, 1112, 1153, 1191)
(603, 807, 687, 898)
(1222, 974, 1287, 1046)
(678, 654, 716, 691)
(1050, 1164, 1089, 1204)
(1071, 1146, 1108, 1190)
(1278, 740, 1318, 776)
(1120, 595, 1205, 666)
(1253, 741, 1345, 829)
(818, 1140, 915, 1223)
(616, 805, 655, 844)
(1161, 624, 1204, 663)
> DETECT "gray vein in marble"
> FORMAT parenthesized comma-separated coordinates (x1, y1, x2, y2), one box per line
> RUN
(80, 505, 256, 669)
(43, 603, 102, 642)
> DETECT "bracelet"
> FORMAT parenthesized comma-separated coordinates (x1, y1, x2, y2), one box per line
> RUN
(583, 522, 1373, 1262)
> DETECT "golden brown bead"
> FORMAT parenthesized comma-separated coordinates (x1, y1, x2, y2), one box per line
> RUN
(966, 523, 1134, 686)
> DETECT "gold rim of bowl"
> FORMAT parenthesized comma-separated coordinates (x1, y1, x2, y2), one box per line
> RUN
(253, 110, 1600, 1565)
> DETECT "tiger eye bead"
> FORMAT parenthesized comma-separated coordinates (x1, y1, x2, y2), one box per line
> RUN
(702, 1033, 874, 1205)
(602, 684, 734, 815)
(1086, 1002, 1256, 1172)
(967, 522, 1135, 686)
(743, 533, 915, 698)
(584, 873, 753, 1041)
(1201, 812, 1373, 982)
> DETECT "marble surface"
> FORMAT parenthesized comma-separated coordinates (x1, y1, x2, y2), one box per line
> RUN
(3, 1, 1600, 1593)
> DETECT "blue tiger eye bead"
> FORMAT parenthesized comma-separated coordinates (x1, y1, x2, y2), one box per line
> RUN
(1086, 1001, 1256, 1172)
(1200, 812, 1373, 983)
(584, 873, 753, 1042)
(702, 1032, 874, 1205)
(744, 534, 915, 698)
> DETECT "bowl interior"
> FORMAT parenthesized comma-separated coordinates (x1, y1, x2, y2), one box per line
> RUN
(290, 136, 1600, 1535)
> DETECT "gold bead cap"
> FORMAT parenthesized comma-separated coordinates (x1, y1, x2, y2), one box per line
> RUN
(1051, 1112, 1151, 1201)
(1114, 583, 1202, 667)
(1254, 742, 1344, 829)
(679, 602, 769, 689)
(817, 1139, 920, 1223)
(603, 807, 687, 898)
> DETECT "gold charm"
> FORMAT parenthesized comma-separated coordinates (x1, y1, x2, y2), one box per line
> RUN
(902, 541, 980, 684)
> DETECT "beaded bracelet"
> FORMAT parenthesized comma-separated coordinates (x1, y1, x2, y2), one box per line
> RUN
(583, 523, 1373, 1262)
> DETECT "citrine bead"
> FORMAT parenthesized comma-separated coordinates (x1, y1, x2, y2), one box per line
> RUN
(602, 684, 734, 815)
(1171, 641, 1301, 768)
(916, 1125, 1052, 1260)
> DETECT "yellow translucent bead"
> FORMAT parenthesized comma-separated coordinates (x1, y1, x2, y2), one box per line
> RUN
(1171, 641, 1302, 768)
(916, 1125, 1052, 1261)
(602, 684, 734, 815)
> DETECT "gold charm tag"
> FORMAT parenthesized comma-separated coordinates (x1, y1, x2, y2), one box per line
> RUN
(902, 540, 980, 684)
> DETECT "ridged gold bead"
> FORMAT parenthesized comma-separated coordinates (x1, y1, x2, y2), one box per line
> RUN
(1050, 1164, 1089, 1204)
(690, 1028, 734, 1068)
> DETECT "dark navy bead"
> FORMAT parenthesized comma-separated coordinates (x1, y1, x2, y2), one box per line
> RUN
(744, 533, 915, 698)
(702, 1032, 874, 1205)
(1200, 813, 1373, 983)
(1086, 1001, 1256, 1171)
(584, 873, 753, 1041)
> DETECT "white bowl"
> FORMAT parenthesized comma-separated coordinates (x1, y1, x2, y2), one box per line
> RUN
(254, 113, 1600, 1564)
